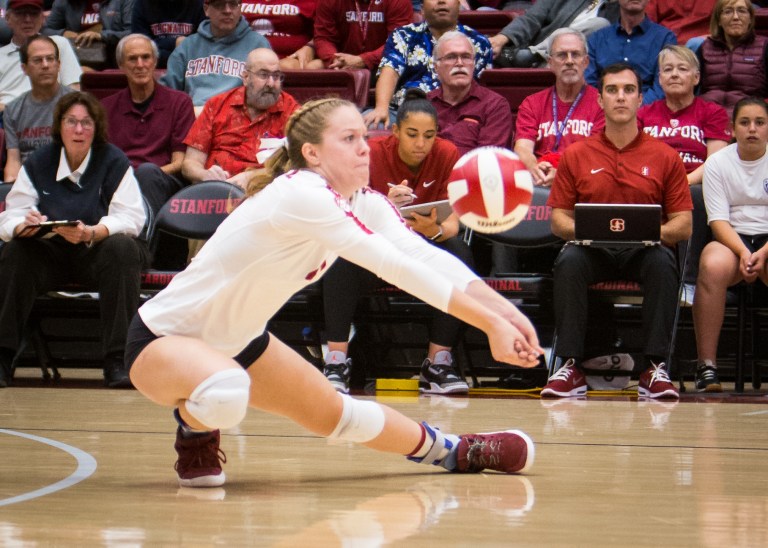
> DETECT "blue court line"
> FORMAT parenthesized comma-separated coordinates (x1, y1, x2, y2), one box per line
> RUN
(0, 429, 97, 507)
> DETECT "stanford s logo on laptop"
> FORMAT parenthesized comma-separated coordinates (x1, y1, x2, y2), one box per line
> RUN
(610, 218, 625, 232)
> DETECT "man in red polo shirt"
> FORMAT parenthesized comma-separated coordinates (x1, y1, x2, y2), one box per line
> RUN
(542, 63, 692, 400)
(181, 47, 300, 188)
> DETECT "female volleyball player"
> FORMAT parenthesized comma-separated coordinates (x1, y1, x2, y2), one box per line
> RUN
(127, 98, 542, 487)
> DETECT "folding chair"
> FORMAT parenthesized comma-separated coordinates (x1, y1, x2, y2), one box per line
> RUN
(141, 180, 246, 291)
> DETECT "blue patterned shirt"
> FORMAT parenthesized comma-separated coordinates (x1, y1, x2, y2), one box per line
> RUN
(585, 17, 677, 105)
(378, 22, 492, 107)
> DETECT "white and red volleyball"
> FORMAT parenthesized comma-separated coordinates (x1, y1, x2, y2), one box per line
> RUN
(447, 147, 533, 234)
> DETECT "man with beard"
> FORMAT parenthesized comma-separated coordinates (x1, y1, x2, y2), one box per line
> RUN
(181, 48, 300, 189)
(363, 0, 491, 128)
(427, 30, 511, 156)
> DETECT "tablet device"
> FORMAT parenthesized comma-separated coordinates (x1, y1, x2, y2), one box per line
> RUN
(17, 220, 79, 239)
(399, 200, 453, 224)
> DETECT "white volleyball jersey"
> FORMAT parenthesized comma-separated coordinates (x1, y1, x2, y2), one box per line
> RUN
(139, 169, 479, 356)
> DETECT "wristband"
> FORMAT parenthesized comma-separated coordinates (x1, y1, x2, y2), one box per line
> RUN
(86, 227, 95, 247)
(429, 226, 443, 241)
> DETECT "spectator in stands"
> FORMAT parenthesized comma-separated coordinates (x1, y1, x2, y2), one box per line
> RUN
(514, 28, 604, 188)
(428, 30, 511, 155)
(131, 0, 206, 69)
(638, 45, 731, 307)
(0, 0, 81, 114)
(645, 0, 716, 46)
(43, 0, 133, 69)
(542, 63, 692, 400)
(161, 0, 271, 109)
(489, 0, 619, 68)
(0, 91, 149, 388)
(240, 0, 316, 64)
(102, 34, 196, 269)
(3, 35, 73, 183)
(312, 0, 412, 71)
(322, 89, 474, 395)
(585, 0, 676, 105)
(363, 0, 492, 128)
(698, 0, 768, 117)
(181, 48, 300, 188)
(693, 98, 768, 393)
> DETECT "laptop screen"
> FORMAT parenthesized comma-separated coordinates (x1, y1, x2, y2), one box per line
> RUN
(574, 203, 662, 245)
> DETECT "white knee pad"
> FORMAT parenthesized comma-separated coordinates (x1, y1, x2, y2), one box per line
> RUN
(328, 394, 386, 443)
(184, 369, 251, 430)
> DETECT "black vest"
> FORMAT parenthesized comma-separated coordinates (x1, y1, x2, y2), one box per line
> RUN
(24, 142, 130, 225)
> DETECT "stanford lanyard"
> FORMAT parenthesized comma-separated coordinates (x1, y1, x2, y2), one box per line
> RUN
(354, 0, 373, 43)
(552, 86, 585, 152)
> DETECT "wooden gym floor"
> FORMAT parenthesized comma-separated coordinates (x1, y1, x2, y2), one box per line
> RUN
(1, 369, 768, 547)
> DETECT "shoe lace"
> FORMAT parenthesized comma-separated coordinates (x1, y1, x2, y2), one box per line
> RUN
(465, 436, 502, 471)
(548, 359, 576, 382)
(648, 363, 672, 385)
(175, 436, 227, 472)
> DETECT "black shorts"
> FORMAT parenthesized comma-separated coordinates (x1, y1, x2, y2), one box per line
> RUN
(124, 314, 271, 370)
(738, 233, 768, 253)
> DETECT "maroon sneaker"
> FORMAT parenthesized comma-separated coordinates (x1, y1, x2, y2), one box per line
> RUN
(455, 430, 534, 474)
(638, 362, 679, 400)
(540, 359, 587, 398)
(174, 428, 227, 487)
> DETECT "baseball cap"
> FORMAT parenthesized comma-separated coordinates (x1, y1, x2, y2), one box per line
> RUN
(8, 0, 44, 11)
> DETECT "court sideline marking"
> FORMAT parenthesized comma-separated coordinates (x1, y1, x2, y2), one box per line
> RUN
(0, 429, 97, 507)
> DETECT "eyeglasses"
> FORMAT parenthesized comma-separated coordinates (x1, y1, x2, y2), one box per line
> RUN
(62, 117, 95, 130)
(551, 51, 586, 63)
(436, 53, 474, 64)
(207, 0, 241, 10)
(722, 7, 750, 17)
(27, 55, 57, 66)
(245, 69, 285, 82)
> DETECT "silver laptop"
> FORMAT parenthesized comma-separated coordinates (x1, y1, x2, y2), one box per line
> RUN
(573, 203, 662, 247)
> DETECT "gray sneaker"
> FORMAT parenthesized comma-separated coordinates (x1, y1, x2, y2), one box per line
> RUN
(419, 355, 469, 395)
(695, 362, 722, 393)
(323, 359, 351, 394)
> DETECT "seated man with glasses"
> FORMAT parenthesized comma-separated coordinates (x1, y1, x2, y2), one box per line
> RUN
(181, 48, 300, 189)
(427, 31, 512, 156)
(3, 35, 73, 183)
(161, 0, 271, 109)
(514, 28, 605, 188)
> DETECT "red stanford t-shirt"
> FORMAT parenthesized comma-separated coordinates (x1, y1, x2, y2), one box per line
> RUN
(241, 0, 316, 57)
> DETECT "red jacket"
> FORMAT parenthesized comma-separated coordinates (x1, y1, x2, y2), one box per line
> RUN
(313, 0, 413, 70)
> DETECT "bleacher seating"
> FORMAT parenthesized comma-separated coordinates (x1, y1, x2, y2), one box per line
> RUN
(478, 68, 556, 130)
(457, 10, 517, 35)
(756, 9, 768, 38)
(282, 69, 370, 109)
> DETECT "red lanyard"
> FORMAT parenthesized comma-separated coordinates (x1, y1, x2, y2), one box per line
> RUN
(354, 0, 373, 43)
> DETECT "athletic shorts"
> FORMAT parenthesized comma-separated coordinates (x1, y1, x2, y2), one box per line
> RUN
(124, 313, 270, 370)
(738, 233, 768, 253)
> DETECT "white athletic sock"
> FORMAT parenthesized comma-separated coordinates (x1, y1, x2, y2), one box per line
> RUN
(325, 350, 347, 364)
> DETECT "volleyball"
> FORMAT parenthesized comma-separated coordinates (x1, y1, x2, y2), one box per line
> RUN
(447, 147, 533, 234)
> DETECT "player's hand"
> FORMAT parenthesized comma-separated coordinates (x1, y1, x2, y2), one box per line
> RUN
(486, 320, 541, 367)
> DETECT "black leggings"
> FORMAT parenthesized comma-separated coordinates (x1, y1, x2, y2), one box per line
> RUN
(322, 236, 475, 348)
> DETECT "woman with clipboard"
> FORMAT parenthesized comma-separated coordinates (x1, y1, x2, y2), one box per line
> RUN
(0, 91, 149, 388)
(322, 89, 477, 395)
